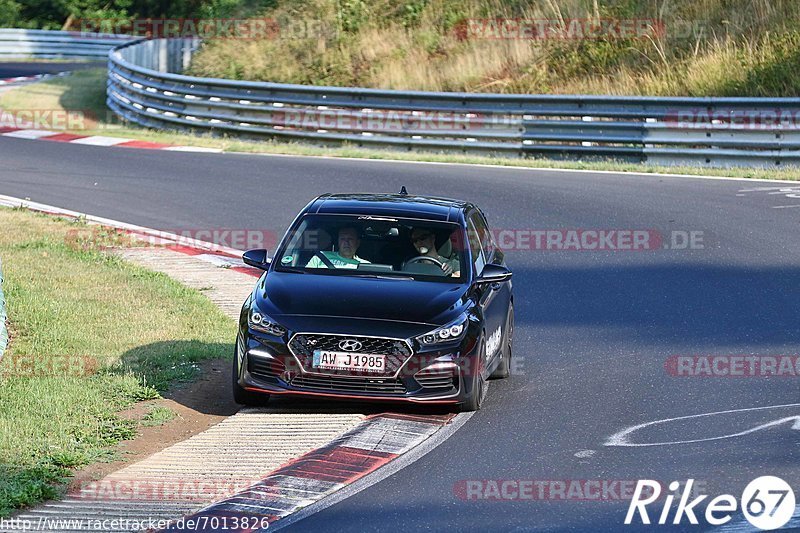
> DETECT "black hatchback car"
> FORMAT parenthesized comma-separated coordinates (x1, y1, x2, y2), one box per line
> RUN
(233, 192, 513, 411)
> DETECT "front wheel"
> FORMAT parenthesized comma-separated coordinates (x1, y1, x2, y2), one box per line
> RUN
(490, 303, 514, 379)
(232, 339, 269, 406)
(459, 339, 487, 412)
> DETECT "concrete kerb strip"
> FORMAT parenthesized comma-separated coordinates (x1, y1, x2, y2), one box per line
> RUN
(0, 198, 469, 532)
(158, 413, 461, 532)
(0, 71, 70, 87)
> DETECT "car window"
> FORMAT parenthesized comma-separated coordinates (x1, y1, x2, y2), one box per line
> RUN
(467, 217, 486, 275)
(468, 211, 493, 265)
(477, 211, 495, 257)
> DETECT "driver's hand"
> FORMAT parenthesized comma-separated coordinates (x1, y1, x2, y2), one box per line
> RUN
(441, 262, 454, 275)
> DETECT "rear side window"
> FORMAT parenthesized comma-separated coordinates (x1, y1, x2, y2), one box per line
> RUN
(467, 217, 486, 275)
(468, 211, 493, 267)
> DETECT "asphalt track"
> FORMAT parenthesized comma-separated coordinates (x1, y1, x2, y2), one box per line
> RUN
(0, 61, 105, 78)
(0, 134, 798, 532)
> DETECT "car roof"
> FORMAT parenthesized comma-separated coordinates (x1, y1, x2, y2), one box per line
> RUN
(307, 193, 473, 223)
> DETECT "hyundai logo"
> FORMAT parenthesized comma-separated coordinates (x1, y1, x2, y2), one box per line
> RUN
(339, 339, 363, 352)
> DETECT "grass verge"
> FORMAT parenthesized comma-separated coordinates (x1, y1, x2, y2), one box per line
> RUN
(141, 406, 177, 427)
(0, 207, 234, 517)
(1, 68, 799, 182)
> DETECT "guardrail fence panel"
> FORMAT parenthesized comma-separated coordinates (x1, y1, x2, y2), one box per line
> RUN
(105, 38, 800, 168)
(0, 29, 130, 59)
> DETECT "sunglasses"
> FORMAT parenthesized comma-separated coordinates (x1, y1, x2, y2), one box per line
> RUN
(412, 233, 434, 243)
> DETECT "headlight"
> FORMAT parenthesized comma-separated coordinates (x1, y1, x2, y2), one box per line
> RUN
(416, 315, 469, 346)
(248, 305, 287, 337)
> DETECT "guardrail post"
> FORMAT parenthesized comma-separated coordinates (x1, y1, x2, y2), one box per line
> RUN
(157, 39, 168, 73)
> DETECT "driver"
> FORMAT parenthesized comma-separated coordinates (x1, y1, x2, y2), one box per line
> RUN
(305, 226, 370, 269)
(407, 227, 460, 277)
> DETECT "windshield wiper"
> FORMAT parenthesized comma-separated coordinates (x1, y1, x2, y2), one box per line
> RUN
(351, 273, 414, 280)
(277, 266, 307, 274)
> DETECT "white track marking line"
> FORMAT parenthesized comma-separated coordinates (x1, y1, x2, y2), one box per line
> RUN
(2, 129, 59, 139)
(605, 403, 800, 447)
(164, 146, 223, 153)
(194, 253, 240, 268)
(69, 136, 133, 146)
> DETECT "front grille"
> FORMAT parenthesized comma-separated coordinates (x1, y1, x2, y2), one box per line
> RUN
(248, 356, 286, 381)
(415, 369, 458, 391)
(291, 374, 407, 394)
(289, 333, 412, 375)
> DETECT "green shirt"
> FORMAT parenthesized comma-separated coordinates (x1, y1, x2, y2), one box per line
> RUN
(306, 251, 369, 269)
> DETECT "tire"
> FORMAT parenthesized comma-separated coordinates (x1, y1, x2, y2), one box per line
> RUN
(459, 338, 487, 412)
(232, 339, 270, 406)
(490, 303, 514, 379)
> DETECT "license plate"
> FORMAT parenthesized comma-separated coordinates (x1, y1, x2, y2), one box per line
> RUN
(312, 350, 386, 373)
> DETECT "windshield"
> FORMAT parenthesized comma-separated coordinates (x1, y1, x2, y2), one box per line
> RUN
(273, 214, 467, 282)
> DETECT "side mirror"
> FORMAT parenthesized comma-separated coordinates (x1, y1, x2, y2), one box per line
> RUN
(242, 249, 270, 270)
(475, 263, 512, 284)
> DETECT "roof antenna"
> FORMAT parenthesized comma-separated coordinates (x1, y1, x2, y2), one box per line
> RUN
(399, 186, 408, 195)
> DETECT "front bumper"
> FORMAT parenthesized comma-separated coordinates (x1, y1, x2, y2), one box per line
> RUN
(236, 329, 480, 405)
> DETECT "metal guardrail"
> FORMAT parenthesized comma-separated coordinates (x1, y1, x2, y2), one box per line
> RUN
(106, 37, 800, 167)
(0, 29, 130, 59)
(0, 259, 7, 362)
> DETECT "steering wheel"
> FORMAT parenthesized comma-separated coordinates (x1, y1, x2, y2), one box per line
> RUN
(314, 251, 336, 269)
(405, 255, 444, 268)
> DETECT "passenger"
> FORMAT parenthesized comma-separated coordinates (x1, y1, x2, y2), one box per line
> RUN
(306, 226, 370, 269)
(407, 228, 460, 276)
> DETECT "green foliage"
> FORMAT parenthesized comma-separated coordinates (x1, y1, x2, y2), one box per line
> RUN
(3, 0, 274, 29)
(337, 0, 369, 33)
(0, 0, 22, 27)
(401, 0, 427, 28)
(0, 466, 65, 516)
(742, 31, 800, 96)
(197, 0, 242, 18)
(141, 406, 177, 427)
